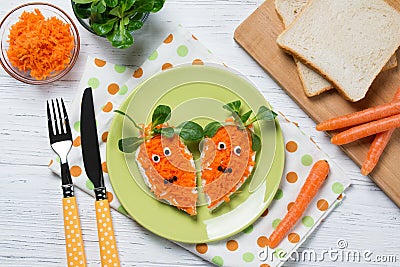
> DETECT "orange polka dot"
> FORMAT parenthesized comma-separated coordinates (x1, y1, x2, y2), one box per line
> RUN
(94, 58, 106, 67)
(73, 136, 81, 147)
(102, 132, 108, 143)
(260, 264, 271, 267)
(192, 34, 198, 40)
(195, 243, 208, 254)
(317, 199, 329, 211)
(102, 162, 108, 173)
(287, 201, 295, 212)
(192, 59, 204, 65)
(107, 191, 114, 203)
(133, 67, 143, 78)
(286, 141, 298, 152)
(48, 160, 53, 167)
(286, 172, 298, 183)
(108, 83, 119, 95)
(261, 208, 269, 217)
(102, 102, 113, 113)
(163, 34, 173, 44)
(162, 63, 173, 71)
(226, 240, 238, 251)
(257, 236, 269, 248)
(70, 165, 82, 177)
(288, 233, 300, 243)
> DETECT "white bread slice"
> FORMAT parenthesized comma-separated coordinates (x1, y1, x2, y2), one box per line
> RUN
(275, 0, 398, 97)
(277, 0, 400, 101)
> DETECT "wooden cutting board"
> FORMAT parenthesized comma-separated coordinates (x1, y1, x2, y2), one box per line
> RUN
(234, 0, 400, 207)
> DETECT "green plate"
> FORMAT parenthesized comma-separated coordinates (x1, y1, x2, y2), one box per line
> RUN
(107, 65, 285, 243)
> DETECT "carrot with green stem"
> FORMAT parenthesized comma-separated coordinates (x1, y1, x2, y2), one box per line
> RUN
(331, 114, 400, 145)
(269, 160, 330, 249)
(316, 102, 400, 131)
(361, 87, 400, 175)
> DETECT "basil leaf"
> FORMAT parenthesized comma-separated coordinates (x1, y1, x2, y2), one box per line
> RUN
(178, 121, 204, 141)
(255, 106, 278, 121)
(204, 121, 222, 138)
(109, 6, 122, 17)
(104, 0, 118, 8)
(250, 132, 261, 152)
(240, 110, 252, 123)
(72, 0, 94, 4)
(153, 127, 175, 138)
(72, 3, 92, 19)
(152, 0, 166, 12)
(118, 137, 144, 153)
(151, 105, 171, 128)
(223, 100, 241, 115)
(91, 20, 115, 36)
(106, 20, 134, 49)
(127, 20, 143, 31)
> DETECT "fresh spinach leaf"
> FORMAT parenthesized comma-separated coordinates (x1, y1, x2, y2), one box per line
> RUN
(204, 121, 223, 138)
(72, 0, 94, 4)
(127, 20, 144, 31)
(255, 106, 278, 121)
(121, 0, 136, 13)
(118, 137, 144, 153)
(152, 0, 166, 12)
(240, 110, 252, 123)
(223, 100, 241, 115)
(250, 132, 261, 152)
(104, 0, 118, 8)
(72, 3, 92, 19)
(109, 6, 122, 18)
(91, 19, 116, 36)
(107, 20, 134, 49)
(151, 105, 171, 128)
(91, 0, 107, 14)
(153, 127, 175, 138)
(177, 121, 204, 141)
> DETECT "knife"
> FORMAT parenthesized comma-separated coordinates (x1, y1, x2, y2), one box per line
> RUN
(80, 87, 120, 267)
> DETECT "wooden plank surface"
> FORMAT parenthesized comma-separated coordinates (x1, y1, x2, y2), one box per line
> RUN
(234, 0, 400, 207)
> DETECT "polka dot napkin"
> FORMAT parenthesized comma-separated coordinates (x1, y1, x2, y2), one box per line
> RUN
(48, 25, 351, 267)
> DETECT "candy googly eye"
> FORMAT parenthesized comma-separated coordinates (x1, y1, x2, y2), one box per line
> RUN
(234, 146, 242, 156)
(164, 147, 171, 156)
(152, 154, 160, 163)
(217, 142, 226, 150)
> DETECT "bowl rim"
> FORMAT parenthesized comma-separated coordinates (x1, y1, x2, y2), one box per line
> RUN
(0, 2, 81, 85)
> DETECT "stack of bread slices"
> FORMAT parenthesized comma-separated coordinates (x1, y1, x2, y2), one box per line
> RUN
(275, 0, 400, 102)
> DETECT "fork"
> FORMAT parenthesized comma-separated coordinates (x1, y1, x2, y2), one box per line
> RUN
(47, 98, 87, 267)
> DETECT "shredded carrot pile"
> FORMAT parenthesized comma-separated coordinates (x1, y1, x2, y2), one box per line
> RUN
(136, 134, 197, 215)
(7, 9, 74, 80)
(201, 125, 255, 208)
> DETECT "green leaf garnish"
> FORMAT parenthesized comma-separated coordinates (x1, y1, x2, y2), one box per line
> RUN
(153, 127, 175, 138)
(114, 110, 141, 131)
(118, 137, 144, 153)
(250, 132, 261, 152)
(223, 100, 241, 115)
(72, 3, 92, 19)
(204, 121, 223, 138)
(104, 0, 118, 8)
(177, 121, 204, 141)
(91, 19, 116, 36)
(151, 105, 171, 128)
(240, 110, 252, 123)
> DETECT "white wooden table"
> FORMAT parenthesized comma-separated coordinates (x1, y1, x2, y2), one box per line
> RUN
(0, 1, 399, 266)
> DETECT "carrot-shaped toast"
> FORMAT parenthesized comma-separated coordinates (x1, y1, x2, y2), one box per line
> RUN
(269, 160, 330, 248)
(316, 101, 400, 131)
(331, 114, 400, 145)
(361, 87, 400, 175)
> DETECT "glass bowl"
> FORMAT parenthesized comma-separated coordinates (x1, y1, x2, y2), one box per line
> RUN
(0, 2, 80, 85)
(71, 0, 149, 37)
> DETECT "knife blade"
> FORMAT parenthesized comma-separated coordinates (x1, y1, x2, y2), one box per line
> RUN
(80, 87, 121, 267)
(81, 87, 105, 198)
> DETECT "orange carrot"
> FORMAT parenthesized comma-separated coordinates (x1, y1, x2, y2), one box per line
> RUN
(7, 9, 74, 80)
(331, 114, 400, 145)
(316, 102, 400, 131)
(361, 87, 400, 175)
(269, 160, 329, 249)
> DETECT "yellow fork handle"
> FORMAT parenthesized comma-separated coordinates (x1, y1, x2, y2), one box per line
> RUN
(63, 197, 86, 267)
(95, 199, 120, 267)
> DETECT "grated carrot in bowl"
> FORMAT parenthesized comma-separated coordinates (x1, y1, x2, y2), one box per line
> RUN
(6, 9, 74, 80)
